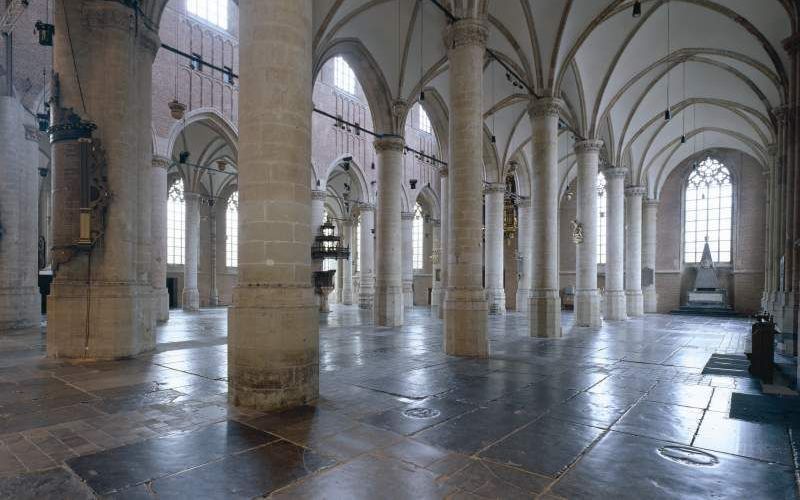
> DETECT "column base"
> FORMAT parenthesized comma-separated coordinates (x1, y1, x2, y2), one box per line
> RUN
(431, 285, 441, 307)
(374, 284, 404, 327)
(626, 290, 644, 317)
(575, 289, 602, 327)
(318, 292, 331, 313)
(529, 289, 561, 338)
(643, 287, 658, 313)
(443, 288, 488, 357)
(182, 288, 200, 311)
(342, 288, 354, 306)
(210, 289, 219, 307)
(487, 288, 506, 315)
(403, 281, 414, 308)
(228, 285, 319, 411)
(516, 288, 530, 313)
(0, 286, 40, 331)
(154, 287, 169, 323)
(47, 281, 154, 359)
(604, 290, 627, 320)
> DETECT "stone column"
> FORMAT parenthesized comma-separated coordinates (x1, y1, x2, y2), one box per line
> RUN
(437, 168, 448, 318)
(182, 192, 201, 311)
(514, 199, 532, 313)
(0, 99, 40, 330)
(642, 199, 659, 313)
(484, 183, 506, 314)
(625, 186, 646, 316)
(431, 219, 442, 307)
(228, 0, 318, 410)
(310, 189, 326, 311)
(401, 211, 415, 308)
(374, 136, 405, 326)
(47, 0, 157, 358)
(151, 157, 170, 322)
(359, 205, 375, 309)
(341, 219, 354, 305)
(574, 140, 603, 327)
(603, 167, 627, 320)
(443, 19, 489, 356)
(529, 99, 563, 336)
(209, 208, 219, 306)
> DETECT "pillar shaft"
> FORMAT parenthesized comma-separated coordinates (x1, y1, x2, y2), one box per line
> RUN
(228, 0, 318, 411)
(515, 199, 532, 313)
(374, 136, 405, 326)
(574, 140, 603, 327)
(341, 221, 354, 305)
(625, 186, 646, 316)
(151, 157, 169, 322)
(401, 211, 414, 308)
(359, 206, 375, 309)
(642, 199, 659, 313)
(47, 0, 157, 358)
(603, 167, 627, 320)
(437, 169, 448, 318)
(484, 183, 506, 314)
(529, 99, 563, 336)
(431, 219, 442, 307)
(182, 192, 200, 311)
(443, 19, 489, 357)
(0, 98, 40, 330)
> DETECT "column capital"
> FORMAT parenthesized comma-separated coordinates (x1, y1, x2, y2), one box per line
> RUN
(311, 189, 327, 202)
(23, 125, 40, 142)
(483, 182, 506, 195)
(783, 32, 800, 55)
(528, 97, 563, 118)
(358, 203, 376, 213)
(625, 185, 647, 198)
(184, 191, 201, 200)
(603, 166, 628, 179)
(574, 139, 603, 155)
(443, 18, 488, 51)
(152, 156, 171, 170)
(374, 135, 405, 153)
(643, 198, 660, 209)
(431, 218, 441, 227)
(401, 211, 415, 221)
(516, 197, 531, 208)
(773, 105, 791, 124)
(439, 167, 449, 177)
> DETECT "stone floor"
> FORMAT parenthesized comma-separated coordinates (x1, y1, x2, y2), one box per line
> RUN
(0, 306, 798, 499)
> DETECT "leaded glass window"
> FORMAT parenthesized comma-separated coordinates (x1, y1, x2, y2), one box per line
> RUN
(597, 172, 607, 265)
(413, 204, 424, 270)
(167, 179, 185, 265)
(684, 157, 732, 263)
(226, 191, 238, 268)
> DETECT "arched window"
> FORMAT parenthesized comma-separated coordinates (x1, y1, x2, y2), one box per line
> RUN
(167, 179, 185, 265)
(187, 0, 228, 30)
(355, 218, 361, 274)
(684, 157, 732, 263)
(226, 191, 238, 268)
(333, 57, 356, 95)
(418, 105, 432, 134)
(596, 172, 607, 265)
(413, 204, 424, 270)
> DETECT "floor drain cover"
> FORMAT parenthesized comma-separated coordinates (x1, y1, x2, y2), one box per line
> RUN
(658, 445, 719, 466)
(403, 407, 441, 419)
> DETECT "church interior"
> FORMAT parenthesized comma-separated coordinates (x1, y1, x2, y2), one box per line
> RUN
(0, 0, 799, 498)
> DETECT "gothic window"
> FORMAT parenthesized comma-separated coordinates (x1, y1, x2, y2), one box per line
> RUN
(684, 157, 732, 264)
(187, 0, 228, 30)
(418, 105, 432, 134)
(413, 204, 424, 270)
(355, 218, 361, 274)
(167, 179, 185, 265)
(226, 191, 238, 268)
(596, 172, 607, 265)
(333, 57, 356, 95)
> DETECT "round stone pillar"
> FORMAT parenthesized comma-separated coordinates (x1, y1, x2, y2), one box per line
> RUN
(603, 167, 627, 320)
(515, 198, 532, 313)
(431, 219, 442, 307)
(625, 186, 646, 316)
(642, 199, 659, 313)
(529, 98, 563, 337)
(401, 211, 415, 308)
(437, 168, 448, 318)
(359, 205, 375, 309)
(374, 136, 405, 327)
(182, 192, 201, 311)
(151, 157, 170, 322)
(442, 18, 489, 356)
(228, 0, 318, 411)
(47, 0, 158, 359)
(574, 140, 603, 328)
(341, 219, 355, 305)
(0, 98, 40, 330)
(484, 183, 506, 314)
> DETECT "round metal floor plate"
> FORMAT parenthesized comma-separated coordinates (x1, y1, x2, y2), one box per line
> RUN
(658, 445, 719, 466)
(403, 407, 441, 419)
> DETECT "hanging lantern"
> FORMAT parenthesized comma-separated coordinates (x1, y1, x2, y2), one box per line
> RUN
(36, 112, 49, 133)
(632, 1, 642, 18)
(664, 108, 671, 121)
(681, 134, 686, 144)
(217, 159, 228, 171)
(35, 21, 54, 47)
(168, 99, 187, 120)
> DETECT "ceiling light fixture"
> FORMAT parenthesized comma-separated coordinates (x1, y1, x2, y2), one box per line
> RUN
(632, 1, 642, 18)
